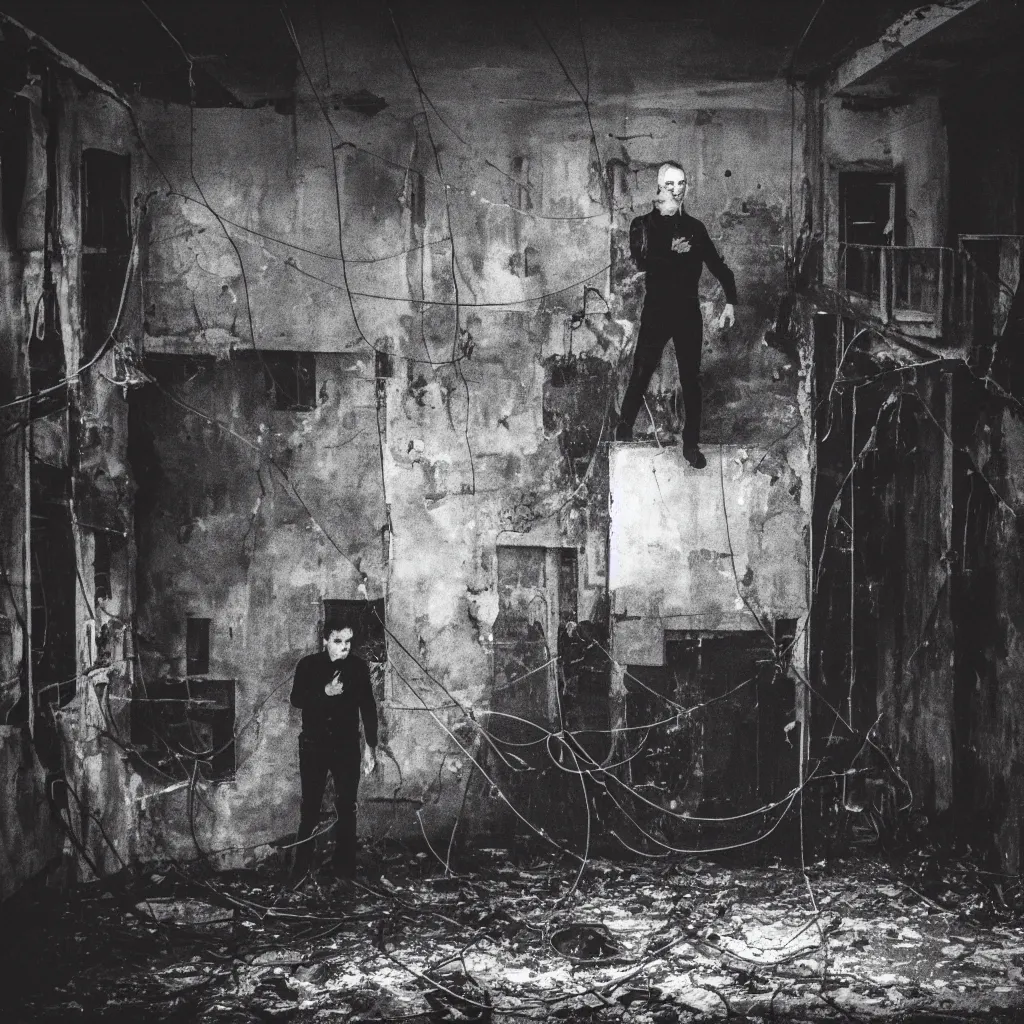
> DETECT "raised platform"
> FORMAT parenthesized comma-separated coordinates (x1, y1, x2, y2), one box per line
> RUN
(608, 442, 807, 666)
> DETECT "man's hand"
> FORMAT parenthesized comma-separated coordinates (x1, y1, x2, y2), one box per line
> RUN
(362, 747, 377, 776)
(324, 675, 344, 697)
(717, 303, 735, 329)
(670, 236, 692, 254)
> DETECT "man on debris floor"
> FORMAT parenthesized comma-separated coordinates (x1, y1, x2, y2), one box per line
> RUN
(290, 615, 378, 882)
(616, 161, 737, 469)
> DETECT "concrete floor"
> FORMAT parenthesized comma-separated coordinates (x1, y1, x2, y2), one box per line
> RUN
(3, 847, 1023, 1022)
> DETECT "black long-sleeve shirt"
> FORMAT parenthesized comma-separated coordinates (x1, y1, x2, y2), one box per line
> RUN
(290, 650, 378, 748)
(629, 207, 738, 306)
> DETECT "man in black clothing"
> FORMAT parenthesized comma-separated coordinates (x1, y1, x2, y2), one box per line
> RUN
(617, 162, 737, 468)
(290, 619, 378, 880)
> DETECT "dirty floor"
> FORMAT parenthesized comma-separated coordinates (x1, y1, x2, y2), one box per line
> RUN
(3, 846, 1024, 1022)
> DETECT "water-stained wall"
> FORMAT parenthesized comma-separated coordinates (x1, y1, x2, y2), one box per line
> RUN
(122, 7, 809, 860)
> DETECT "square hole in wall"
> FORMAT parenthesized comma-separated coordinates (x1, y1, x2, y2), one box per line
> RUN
(130, 678, 236, 782)
(258, 352, 317, 410)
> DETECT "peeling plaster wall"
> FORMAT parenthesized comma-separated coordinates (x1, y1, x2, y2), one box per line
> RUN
(129, 353, 389, 860)
(51, 85, 142, 881)
(0, 56, 53, 897)
(0, 56, 142, 893)
(125, 11, 808, 855)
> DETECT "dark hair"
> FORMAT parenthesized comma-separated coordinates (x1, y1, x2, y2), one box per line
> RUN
(323, 618, 356, 640)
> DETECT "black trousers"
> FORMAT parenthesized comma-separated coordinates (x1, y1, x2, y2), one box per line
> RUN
(620, 302, 704, 445)
(295, 734, 361, 876)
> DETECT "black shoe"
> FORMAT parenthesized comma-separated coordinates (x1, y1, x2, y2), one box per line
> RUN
(683, 445, 707, 469)
(614, 423, 633, 442)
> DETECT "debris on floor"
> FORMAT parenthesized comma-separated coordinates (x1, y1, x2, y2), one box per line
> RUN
(3, 844, 1024, 1022)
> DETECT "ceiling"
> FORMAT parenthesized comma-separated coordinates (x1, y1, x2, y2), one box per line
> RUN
(0, 0, 950, 106)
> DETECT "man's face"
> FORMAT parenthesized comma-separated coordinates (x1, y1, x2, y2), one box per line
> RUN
(325, 628, 354, 661)
(659, 167, 687, 203)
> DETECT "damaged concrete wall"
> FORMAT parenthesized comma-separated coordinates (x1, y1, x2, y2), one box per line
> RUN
(956, 395, 1024, 872)
(801, 66, 983, 850)
(0, 31, 142, 894)
(127, 351, 389, 859)
(810, 352, 955, 822)
(54, 85, 143, 881)
(118, 9, 809, 859)
(946, 62, 1024, 872)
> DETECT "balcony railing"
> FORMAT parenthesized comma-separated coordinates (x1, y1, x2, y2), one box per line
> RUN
(838, 243, 954, 340)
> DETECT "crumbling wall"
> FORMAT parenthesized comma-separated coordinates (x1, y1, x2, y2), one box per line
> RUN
(797, 75, 959, 851)
(49, 85, 142, 880)
(122, 11, 808, 860)
(0, 36, 143, 893)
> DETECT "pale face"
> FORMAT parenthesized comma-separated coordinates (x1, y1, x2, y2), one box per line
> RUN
(325, 628, 354, 661)
(658, 166, 687, 203)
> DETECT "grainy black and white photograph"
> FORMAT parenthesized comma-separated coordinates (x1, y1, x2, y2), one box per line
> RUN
(1, 1, 1023, 1021)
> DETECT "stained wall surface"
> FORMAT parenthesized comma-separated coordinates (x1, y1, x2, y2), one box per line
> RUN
(124, 8, 809, 860)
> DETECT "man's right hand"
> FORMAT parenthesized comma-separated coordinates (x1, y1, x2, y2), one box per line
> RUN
(324, 677, 344, 697)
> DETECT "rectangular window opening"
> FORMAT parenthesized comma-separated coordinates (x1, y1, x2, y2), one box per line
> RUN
(492, 545, 582, 727)
(838, 172, 900, 302)
(186, 617, 211, 675)
(130, 677, 236, 782)
(1, 95, 30, 248)
(81, 149, 131, 360)
(234, 351, 317, 411)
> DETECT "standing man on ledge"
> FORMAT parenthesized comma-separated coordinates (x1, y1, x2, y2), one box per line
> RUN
(616, 162, 737, 469)
(290, 617, 378, 882)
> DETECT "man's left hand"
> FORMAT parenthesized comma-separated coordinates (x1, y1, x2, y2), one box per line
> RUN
(362, 748, 377, 776)
(717, 303, 735, 329)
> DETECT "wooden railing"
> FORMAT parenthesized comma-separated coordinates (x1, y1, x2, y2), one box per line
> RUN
(838, 243, 954, 340)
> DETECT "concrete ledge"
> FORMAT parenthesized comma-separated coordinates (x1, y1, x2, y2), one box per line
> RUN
(608, 443, 807, 664)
